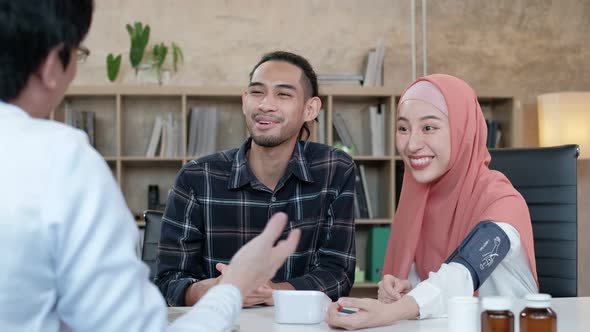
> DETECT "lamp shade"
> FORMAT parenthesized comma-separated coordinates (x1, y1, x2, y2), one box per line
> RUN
(538, 92, 590, 158)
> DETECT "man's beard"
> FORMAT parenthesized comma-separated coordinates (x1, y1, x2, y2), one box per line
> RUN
(251, 134, 287, 147)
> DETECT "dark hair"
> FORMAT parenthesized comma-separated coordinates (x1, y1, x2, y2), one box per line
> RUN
(0, 0, 94, 102)
(249, 51, 319, 140)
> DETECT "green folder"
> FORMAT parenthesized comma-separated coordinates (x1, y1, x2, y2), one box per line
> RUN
(366, 226, 391, 283)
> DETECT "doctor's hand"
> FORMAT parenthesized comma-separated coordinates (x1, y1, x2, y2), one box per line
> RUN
(377, 274, 411, 303)
(217, 264, 286, 307)
(216, 212, 300, 304)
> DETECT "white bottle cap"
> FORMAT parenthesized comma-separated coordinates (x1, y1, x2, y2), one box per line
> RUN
(525, 293, 552, 308)
(448, 296, 479, 332)
(482, 296, 512, 311)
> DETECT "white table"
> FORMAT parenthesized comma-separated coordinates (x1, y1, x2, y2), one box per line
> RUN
(168, 297, 590, 331)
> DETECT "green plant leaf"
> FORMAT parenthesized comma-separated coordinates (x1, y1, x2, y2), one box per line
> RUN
(151, 43, 168, 84)
(171, 42, 184, 72)
(126, 24, 133, 36)
(140, 25, 150, 48)
(106, 53, 122, 82)
(127, 21, 150, 73)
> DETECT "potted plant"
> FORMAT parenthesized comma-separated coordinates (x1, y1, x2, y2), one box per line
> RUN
(104, 21, 183, 84)
(126, 22, 150, 75)
(151, 42, 184, 85)
(106, 53, 122, 82)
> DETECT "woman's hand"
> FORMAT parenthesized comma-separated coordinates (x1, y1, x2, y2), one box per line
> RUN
(324, 296, 420, 330)
(325, 297, 394, 330)
(377, 274, 412, 303)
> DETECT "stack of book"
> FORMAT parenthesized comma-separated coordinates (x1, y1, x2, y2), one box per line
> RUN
(354, 164, 373, 219)
(145, 113, 181, 158)
(332, 113, 358, 154)
(187, 106, 218, 157)
(64, 104, 95, 147)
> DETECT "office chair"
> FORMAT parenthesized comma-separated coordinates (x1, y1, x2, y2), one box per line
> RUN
(489, 145, 579, 297)
(142, 210, 164, 281)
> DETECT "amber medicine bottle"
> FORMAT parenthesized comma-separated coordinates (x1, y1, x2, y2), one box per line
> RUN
(481, 296, 514, 332)
(519, 293, 556, 332)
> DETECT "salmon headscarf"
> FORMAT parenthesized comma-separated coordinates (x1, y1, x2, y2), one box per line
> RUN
(382, 74, 538, 284)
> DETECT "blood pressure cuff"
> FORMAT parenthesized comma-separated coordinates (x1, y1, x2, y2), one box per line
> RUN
(444, 221, 510, 290)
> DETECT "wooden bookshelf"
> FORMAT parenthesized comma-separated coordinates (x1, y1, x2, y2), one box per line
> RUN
(57, 85, 517, 291)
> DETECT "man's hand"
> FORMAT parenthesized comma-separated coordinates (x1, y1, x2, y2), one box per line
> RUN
(216, 263, 273, 306)
(218, 212, 300, 300)
(242, 281, 274, 307)
(184, 276, 221, 306)
(377, 274, 412, 303)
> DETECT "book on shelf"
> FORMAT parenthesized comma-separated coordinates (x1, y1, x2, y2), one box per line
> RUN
(359, 164, 374, 218)
(318, 74, 363, 86)
(187, 106, 218, 157)
(485, 119, 502, 148)
(136, 228, 145, 258)
(146, 116, 163, 157)
(317, 109, 326, 144)
(64, 103, 96, 147)
(145, 113, 180, 158)
(369, 104, 386, 156)
(162, 112, 179, 158)
(363, 51, 377, 87)
(354, 164, 371, 219)
(159, 120, 167, 158)
(332, 112, 358, 154)
(363, 38, 386, 87)
(374, 38, 386, 86)
(366, 226, 391, 282)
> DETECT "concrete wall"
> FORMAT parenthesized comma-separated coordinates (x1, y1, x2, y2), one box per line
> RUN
(78, 0, 590, 295)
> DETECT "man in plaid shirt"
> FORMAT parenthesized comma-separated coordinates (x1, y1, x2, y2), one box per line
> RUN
(155, 51, 356, 307)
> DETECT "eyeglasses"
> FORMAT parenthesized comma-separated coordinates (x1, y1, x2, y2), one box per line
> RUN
(76, 45, 90, 64)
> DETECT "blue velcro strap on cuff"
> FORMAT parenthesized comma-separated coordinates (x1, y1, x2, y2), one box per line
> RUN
(445, 221, 510, 290)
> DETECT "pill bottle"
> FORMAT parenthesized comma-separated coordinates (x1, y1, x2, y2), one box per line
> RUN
(481, 296, 514, 332)
(519, 293, 556, 332)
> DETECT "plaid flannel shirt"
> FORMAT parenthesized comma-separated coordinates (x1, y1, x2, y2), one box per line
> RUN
(155, 138, 356, 306)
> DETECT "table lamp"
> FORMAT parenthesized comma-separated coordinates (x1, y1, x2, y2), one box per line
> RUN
(538, 92, 590, 158)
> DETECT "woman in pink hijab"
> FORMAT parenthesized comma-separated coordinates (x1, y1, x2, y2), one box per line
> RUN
(326, 74, 538, 330)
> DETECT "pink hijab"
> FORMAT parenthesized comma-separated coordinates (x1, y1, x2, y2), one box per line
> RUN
(382, 74, 538, 283)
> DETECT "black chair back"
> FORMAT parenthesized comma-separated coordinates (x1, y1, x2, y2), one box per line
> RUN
(142, 210, 164, 281)
(489, 145, 579, 297)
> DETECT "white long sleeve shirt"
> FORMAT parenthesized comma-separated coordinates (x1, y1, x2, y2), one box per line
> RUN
(0, 102, 241, 332)
(407, 222, 538, 319)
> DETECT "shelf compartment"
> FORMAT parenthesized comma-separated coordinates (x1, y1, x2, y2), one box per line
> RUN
(121, 96, 183, 157)
(332, 96, 394, 156)
(186, 96, 246, 154)
(55, 96, 118, 156)
(121, 162, 183, 219)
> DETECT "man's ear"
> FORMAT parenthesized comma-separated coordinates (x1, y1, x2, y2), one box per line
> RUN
(36, 46, 64, 91)
(304, 96, 322, 122)
(242, 91, 248, 115)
